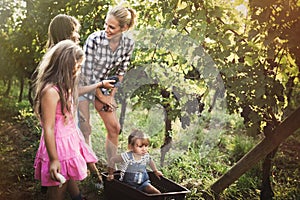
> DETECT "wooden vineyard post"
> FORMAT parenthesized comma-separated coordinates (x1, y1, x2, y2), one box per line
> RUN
(206, 106, 300, 199)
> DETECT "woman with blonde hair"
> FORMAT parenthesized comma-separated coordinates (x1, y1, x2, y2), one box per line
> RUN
(78, 4, 137, 167)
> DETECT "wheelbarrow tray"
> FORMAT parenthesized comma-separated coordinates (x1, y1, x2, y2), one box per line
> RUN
(101, 170, 190, 200)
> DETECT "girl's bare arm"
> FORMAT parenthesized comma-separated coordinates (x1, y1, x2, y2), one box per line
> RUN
(78, 80, 115, 96)
(40, 86, 61, 181)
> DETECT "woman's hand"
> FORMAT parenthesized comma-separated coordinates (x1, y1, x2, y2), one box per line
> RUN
(107, 174, 114, 181)
(95, 93, 118, 112)
(107, 166, 115, 181)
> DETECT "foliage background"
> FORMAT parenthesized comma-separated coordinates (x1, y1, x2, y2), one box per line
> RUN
(0, 0, 299, 199)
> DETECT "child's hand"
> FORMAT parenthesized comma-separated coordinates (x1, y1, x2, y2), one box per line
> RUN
(154, 170, 163, 180)
(49, 160, 61, 180)
(107, 174, 114, 181)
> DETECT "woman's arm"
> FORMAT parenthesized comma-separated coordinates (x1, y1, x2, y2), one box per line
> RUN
(117, 40, 135, 76)
(40, 86, 61, 181)
(108, 40, 135, 99)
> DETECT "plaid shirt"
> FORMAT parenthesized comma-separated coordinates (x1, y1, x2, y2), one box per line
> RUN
(80, 30, 135, 100)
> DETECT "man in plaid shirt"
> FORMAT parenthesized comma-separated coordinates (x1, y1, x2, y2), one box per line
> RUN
(78, 5, 137, 167)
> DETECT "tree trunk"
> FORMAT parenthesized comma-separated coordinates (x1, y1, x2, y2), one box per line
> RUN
(206, 106, 300, 199)
(160, 108, 172, 167)
(4, 78, 12, 97)
(18, 75, 24, 102)
(160, 89, 173, 167)
(28, 81, 34, 107)
(28, 70, 37, 107)
(208, 88, 219, 113)
(119, 97, 127, 134)
(260, 148, 277, 200)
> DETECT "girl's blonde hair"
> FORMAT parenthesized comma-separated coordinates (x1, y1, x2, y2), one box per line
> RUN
(108, 5, 137, 29)
(34, 40, 84, 120)
(46, 14, 80, 49)
(128, 130, 150, 146)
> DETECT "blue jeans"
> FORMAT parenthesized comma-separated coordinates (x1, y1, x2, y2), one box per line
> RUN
(123, 172, 151, 191)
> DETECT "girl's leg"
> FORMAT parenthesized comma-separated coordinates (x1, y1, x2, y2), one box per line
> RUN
(143, 185, 161, 194)
(67, 179, 82, 200)
(46, 184, 67, 200)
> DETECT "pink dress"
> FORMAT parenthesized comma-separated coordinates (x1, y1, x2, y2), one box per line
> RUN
(34, 88, 98, 186)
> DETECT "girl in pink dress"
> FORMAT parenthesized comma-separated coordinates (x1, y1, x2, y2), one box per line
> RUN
(33, 40, 95, 200)
(42, 14, 115, 188)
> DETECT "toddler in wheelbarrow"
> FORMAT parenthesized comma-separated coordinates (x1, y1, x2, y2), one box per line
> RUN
(107, 129, 163, 194)
(103, 129, 190, 200)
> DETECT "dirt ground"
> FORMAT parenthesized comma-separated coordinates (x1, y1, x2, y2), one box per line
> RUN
(0, 119, 105, 200)
(0, 118, 299, 200)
